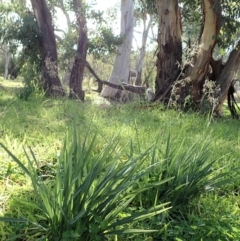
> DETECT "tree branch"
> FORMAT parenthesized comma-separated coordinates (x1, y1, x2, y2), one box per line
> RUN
(85, 61, 146, 94)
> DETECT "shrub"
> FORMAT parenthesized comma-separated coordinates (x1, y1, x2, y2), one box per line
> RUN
(137, 135, 238, 215)
(17, 62, 43, 101)
(0, 130, 170, 241)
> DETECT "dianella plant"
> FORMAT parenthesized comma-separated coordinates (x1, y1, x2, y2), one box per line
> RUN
(137, 134, 239, 217)
(0, 129, 171, 241)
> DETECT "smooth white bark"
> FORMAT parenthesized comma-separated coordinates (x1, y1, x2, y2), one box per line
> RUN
(101, 0, 135, 98)
(135, 14, 152, 86)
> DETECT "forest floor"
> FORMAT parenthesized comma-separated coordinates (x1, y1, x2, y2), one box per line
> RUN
(0, 79, 240, 240)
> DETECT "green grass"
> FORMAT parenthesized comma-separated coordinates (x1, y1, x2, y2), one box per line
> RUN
(0, 79, 240, 240)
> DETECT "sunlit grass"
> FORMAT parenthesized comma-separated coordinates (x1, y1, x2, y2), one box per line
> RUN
(0, 79, 240, 240)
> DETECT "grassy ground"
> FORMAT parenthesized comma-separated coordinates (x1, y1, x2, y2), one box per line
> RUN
(0, 79, 240, 240)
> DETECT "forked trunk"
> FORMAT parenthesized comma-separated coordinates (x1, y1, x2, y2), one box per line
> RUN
(190, 0, 221, 104)
(155, 0, 182, 101)
(30, 0, 65, 96)
(69, 0, 87, 101)
(154, 0, 240, 117)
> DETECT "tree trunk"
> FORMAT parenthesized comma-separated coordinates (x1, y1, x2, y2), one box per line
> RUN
(135, 14, 152, 86)
(3, 43, 11, 80)
(155, 0, 182, 101)
(215, 40, 240, 114)
(190, 0, 221, 104)
(68, 0, 87, 101)
(101, 0, 135, 100)
(30, 0, 65, 96)
(153, 0, 240, 117)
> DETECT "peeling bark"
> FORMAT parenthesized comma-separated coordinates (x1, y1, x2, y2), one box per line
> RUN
(30, 0, 65, 96)
(190, 0, 221, 103)
(155, 0, 182, 101)
(153, 0, 240, 117)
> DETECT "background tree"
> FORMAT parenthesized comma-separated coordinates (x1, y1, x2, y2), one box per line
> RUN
(48, 0, 76, 85)
(68, 0, 87, 101)
(0, 0, 124, 100)
(1, 43, 11, 79)
(155, 0, 182, 101)
(101, 0, 135, 100)
(0, 1, 41, 85)
(134, 0, 155, 86)
(0, 2, 13, 80)
(30, 0, 65, 96)
(154, 0, 240, 117)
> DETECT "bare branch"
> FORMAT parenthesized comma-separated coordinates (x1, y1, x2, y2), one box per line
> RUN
(85, 61, 146, 94)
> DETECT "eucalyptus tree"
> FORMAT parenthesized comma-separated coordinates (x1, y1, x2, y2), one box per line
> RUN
(53, 0, 121, 100)
(0, 0, 65, 95)
(134, 14, 153, 86)
(134, 0, 156, 86)
(68, 0, 87, 101)
(0, 42, 11, 79)
(1, 0, 124, 100)
(0, 1, 41, 83)
(48, 0, 75, 76)
(30, 0, 65, 96)
(30, 0, 97, 100)
(154, 0, 240, 116)
(101, 0, 135, 100)
(0, 2, 13, 79)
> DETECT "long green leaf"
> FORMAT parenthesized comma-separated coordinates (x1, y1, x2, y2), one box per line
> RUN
(105, 229, 159, 235)
(107, 203, 171, 229)
(0, 143, 31, 176)
(0, 217, 28, 223)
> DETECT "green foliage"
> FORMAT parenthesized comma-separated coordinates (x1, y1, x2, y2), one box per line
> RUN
(0, 82, 240, 240)
(0, 8, 41, 88)
(87, 2, 124, 59)
(58, 31, 78, 70)
(12, 13, 41, 70)
(144, 0, 158, 15)
(219, 0, 240, 48)
(85, 54, 115, 81)
(16, 62, 43, 100)
(181, 1, 202, 44)
(0, 9, 41, 58)
(181, 0, 240, 51)
(88, 27, 123, 59)
(16, 85, 34, 101)
(151, 136, 238, 209)
(0, 1, 41, 84)
(0, 129, 170, 240)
